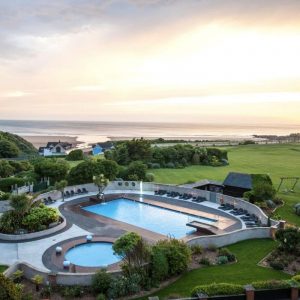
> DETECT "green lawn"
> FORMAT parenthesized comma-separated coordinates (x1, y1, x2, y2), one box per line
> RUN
(150, 143, 300, 226)
(0, 265, 7, 273)
(143, 239, 290, 299)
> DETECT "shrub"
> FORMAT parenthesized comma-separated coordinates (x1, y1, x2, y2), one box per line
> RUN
(62, 285, 83, 298)
(190, 244, 203, 255)
(191, 283, 244, 297)
(0, 140, 20, 158)
(0, 273, 23, 300)
(154, 239, 191, 276)
(217, 256, 229, 265)
(150, 246, 169, 283)
(270, 261, 285, 270)
(0, 210, 20, 233)
(0, 177, 26, 192)
(22, 204, 59, 232)
(266, 200, 276, 209)
(207, 244, 217, 252)
(218, 248, 236, 262)
(91, 269, 112, 295)
(66, 149, 84, 161)
(0, 160, 15, 178)
(166, 162, 175, 168)
(0, 191, 10, 201)
(275, 227, 300, 254)
(151, 163, 161, 169)
(292, 275, 300, 283)
(199, 257, 211, 266)
(145, 173, 155, 182)
(97, 293, 106, 300)
(252, 280, 290, 290)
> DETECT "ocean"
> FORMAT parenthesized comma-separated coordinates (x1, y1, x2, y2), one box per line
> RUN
(0, 120, 299, 144)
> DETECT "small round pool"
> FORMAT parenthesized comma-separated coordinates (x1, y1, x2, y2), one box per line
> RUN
(65, 242, 120, 267)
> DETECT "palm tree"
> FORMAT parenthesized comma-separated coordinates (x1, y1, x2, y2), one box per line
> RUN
(55, 179, 68, 202)
(93, 174, 109, 200)
(9, 194, 33, 218)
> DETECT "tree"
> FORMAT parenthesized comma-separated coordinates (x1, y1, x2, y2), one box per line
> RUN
(275, 227, 300, 254)
(0, 140, 20, 158)
(126, 161, 147, 181)
(94, 159, 119, 180)
(68, 160, 94, 184)
(113, 232, 150, 274)
(93, 174, 109, 198)
(0, 273, 22, 300)
(66, 149, 84, 161)
(10, 194, 33, 218)
(55, 179, 68, 202)
(0, 160, 15, 178)
(33, 158, 69, 184)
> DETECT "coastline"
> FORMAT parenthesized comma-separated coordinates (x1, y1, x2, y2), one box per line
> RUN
(21, 135, 84, 149)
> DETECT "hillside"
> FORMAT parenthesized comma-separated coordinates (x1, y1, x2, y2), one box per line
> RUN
(0, 131, 37, 157)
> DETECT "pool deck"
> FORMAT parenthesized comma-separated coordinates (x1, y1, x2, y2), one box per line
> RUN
(0, 190, 243, 273)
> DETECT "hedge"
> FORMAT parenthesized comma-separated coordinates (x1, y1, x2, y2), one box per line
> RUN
(191, 283, 244, 297)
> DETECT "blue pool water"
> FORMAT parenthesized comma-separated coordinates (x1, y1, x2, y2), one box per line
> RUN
(65, 242, 120, 267)
(84, 198, 217, 238)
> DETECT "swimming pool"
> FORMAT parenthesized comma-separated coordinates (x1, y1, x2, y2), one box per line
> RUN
(84, 198, 217, 238)
(65, 242, 120, 267)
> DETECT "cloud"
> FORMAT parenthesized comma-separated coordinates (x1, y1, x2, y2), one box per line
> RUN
(0, 91, 34, 98)
(70, 85, 106, 92)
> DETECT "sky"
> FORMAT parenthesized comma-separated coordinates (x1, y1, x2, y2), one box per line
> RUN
(1, 0, 300, 125)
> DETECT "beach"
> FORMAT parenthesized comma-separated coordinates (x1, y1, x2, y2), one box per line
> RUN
(21, 135, 83, 149)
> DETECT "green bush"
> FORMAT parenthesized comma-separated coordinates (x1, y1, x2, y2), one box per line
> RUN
(96, 293, 106, 300)
(145, 173, 155, 182)
(21, 204, 59, 232)
(191, 283, 244, 297)
(61, 285, 83, 298)
(270, 261, 285, 270)
(190, 244, 203, 255)
(252, 280, 290, 290)
(150, 246, 169, 283)
(0, 273, 23, 300)
(66, 149, 84, 161)
(217, 256, 229, 265)
(0, 140, 20, 158)
(292, 275, 300, 283)
(275, 227, 300, 254)
(154, 239, 191, 276)
(218, 248, 236, 262)
(0, 160, 15, 178)
(0, 210, 20, 233)
(199, 257, 211, 266)
(0, 177, 26, 192)
(0, 191, 10, 201)
(91, 269, 112, 295)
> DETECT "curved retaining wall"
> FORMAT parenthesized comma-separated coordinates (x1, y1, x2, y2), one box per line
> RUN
(0, 216, 67, 241)
(186, 227, 272, 248)
(4, 261, 122, 286)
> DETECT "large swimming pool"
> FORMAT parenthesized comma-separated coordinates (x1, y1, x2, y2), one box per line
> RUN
(84, 198, 217, 238)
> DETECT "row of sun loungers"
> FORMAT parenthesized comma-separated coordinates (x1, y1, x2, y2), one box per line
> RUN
(42, 197, 56, 205)
(218, 203, 261, 228)
(64, 188, 88, 198)
(154, 190, 206, 203)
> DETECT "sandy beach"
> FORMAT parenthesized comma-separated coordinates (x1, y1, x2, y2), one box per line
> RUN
(21, 135, 83, 149)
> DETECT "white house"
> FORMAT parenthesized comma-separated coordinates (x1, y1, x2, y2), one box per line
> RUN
(39, 141, 72, 156)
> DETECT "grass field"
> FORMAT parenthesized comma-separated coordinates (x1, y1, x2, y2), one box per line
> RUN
(142, 239, 290, 299)
(0, 265, 7, 273)
(150, 143, 300, 226)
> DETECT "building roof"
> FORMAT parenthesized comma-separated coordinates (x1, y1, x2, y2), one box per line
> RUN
(92, 141, 114, 149)
(223, 172, 252, 189)
(180, 179, 224, 189)
(46, 141, 72, 149)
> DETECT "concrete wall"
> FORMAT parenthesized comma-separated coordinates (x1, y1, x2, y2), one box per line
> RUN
(4, 261, 122, 286)
(187, 227, 272, 248)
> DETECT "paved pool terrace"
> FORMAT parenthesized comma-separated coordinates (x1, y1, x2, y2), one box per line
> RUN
(0, 188, 245, 275)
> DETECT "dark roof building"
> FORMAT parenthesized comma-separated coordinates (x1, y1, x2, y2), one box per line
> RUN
(180, 179, 224, 193)
(223, 172, 253, 197)
(46, 141, 72, 149)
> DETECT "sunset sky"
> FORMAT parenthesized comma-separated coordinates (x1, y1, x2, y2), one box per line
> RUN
(1, 0, 300, 124)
